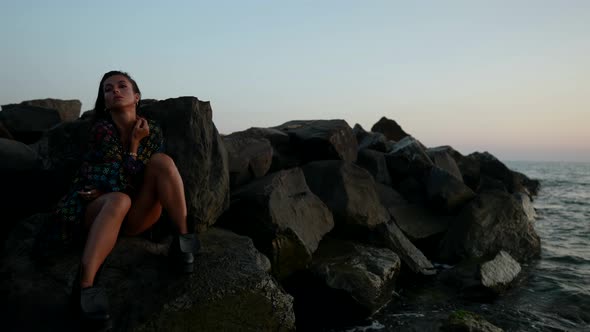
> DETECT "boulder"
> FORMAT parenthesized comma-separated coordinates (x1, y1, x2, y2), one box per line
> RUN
(224, 127, 295, 172)
(439, 251, 521, 300)
(466, 152, 520, 193)
(375, 183, 407, 208)
(372, 220, 436, 276)
(356, 148, 392, 185)
(0, 137, 39, 171)
(0, 121, 13, 139)
(514, 192, 536, 222)
(218, 168, 334, 279)
(222, 136, 273, 187)
(291, 238, 401, 328)
(426, 146, 463, 181)
(480, 251, 522, 293)
(513, 170, 541, 197)
(385, 136, 434, 182)
(425, 167, 476, 213)
(273, 119, 358, 163)
(2, 98, 82, 122)
(302, 160, 389, 232)
(0, 105, 62, 143)
(0, 214, 296, 331)
(141, 97, 230, 232)
(370, 116, 409, 141)
(389, 204, 451, 242)
(352, 123, 391, 152)
(439, 190, 541, 263)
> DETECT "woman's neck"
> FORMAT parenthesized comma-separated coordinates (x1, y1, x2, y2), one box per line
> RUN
(110, 109, 137, 146)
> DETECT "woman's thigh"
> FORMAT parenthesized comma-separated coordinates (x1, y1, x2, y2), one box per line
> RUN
(124, 173, 163, 236)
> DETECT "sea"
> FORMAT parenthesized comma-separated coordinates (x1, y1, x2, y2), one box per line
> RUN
(334, 161, 590, 332)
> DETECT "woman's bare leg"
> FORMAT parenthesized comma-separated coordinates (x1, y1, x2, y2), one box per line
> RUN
(81, 192, 131, 288)
(124, 153, 188, 236)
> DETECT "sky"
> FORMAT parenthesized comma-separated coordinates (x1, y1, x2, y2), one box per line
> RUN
(1, 0, 589, 162)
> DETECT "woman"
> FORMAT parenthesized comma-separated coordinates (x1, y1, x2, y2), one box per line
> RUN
(53, 70, 196, 322)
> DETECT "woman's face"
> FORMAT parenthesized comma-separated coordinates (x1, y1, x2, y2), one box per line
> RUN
(103, 74, 139, 110)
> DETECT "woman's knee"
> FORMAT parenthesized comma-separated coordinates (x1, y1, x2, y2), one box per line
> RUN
(147, 153, 178, 175)
(103, 192, 132, 211)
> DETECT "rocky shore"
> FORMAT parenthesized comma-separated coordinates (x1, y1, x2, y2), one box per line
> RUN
(0, 97, 541, 331)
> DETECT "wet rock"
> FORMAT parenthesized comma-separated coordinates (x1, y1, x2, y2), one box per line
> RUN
(480, 251, 522, 293)
(291, 238, 401, 329)
(441, 310, 503, 332)
(440, 190, 541, 263)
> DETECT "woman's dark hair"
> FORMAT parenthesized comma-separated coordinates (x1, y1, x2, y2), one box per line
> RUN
(92, 70, 141, 121)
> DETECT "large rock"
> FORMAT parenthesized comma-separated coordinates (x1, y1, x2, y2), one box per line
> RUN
(352, 123, 391, 152)
(370, 116, 409, 141)
(2, 98, 82, 122)
(291, 238, 401, 329)
(439, 251, 521, 300)
(0, 137, 39, 170)
(425, 167, 476, 213)
(0, 105, 62, 143)
(273, 119, 358, 163)
(0, 214, 295, 331)
(426, 146, 463, 181)
(385, 136, 434, 182)
(480, 251, 522, 293)
(0, 138, 46, 241)
(302, 160, 389, 232)
(224, 127, 295, 172)
(439, 190, 541, 263)
(372, 220, 436, 275)
(0, 121, 13, 139)
(222, 135, 273, 187)
(218, 168, 334, 279)
(141, 97, 230, 232)
(356, 148, 392, 185)
(389, 204, 450, 242)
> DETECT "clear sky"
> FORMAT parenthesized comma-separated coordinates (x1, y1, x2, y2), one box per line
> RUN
(1, 1, 588, 162)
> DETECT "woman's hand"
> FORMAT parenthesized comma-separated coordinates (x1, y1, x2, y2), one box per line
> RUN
(77, 186, 103, 201)
(131, 117, 150, 143)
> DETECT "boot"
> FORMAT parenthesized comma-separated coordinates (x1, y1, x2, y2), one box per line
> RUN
(71, 263, 111, 322)
(169, 233, 199, 273)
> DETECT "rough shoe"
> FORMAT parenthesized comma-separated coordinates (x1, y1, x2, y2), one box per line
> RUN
(170, 233, 199, 273)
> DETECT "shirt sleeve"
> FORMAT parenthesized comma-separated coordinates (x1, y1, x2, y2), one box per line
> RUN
(122, 120, 164, 175)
